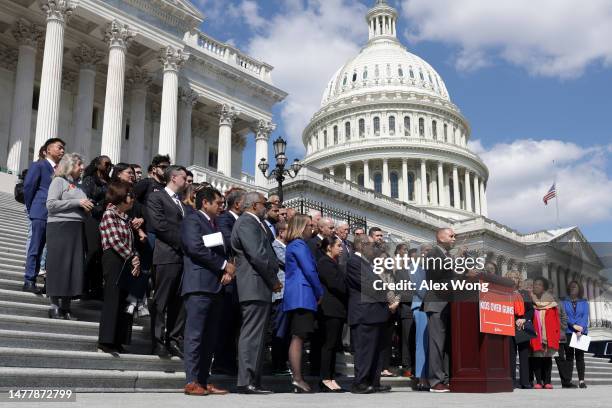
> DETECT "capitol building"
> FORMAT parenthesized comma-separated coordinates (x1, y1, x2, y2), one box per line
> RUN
(0, 0, 609, 327)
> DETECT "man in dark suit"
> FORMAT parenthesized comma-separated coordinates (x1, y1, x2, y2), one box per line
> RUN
(263, 201, 279, 243)
(22, 138, 65, 294)
(211, 187, 245, 375)
(423, 227, 456, 393)
(181, 187, 235, 396)
(148, 165, 188, 358)
(231, 192, 282, 394)
(345, 236, 394, 394)
(307, 217, 335, 261)
(335, 222, 353, 271)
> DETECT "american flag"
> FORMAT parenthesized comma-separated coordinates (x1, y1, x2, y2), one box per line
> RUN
(543, 183, 556, 205)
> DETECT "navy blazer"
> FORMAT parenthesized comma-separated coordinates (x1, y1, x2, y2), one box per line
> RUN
(217, 211, 237, 251)
(23, 160, 54, 220)
(283, 239, 324, 312)
(181, 210, 227, 296)
(345, 253, 389, 326)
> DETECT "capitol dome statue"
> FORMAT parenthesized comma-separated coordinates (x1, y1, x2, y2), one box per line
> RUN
(302, 0, 489, 220)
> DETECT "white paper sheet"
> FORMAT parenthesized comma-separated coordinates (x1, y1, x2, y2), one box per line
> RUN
(569, 332, 591, 351)
(202, 232, 224, 248)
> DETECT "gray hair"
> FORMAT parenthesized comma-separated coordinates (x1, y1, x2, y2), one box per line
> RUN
(54, 152, 82, 179)
(226, 188, 247, 209)
(241, 191, 262, 211)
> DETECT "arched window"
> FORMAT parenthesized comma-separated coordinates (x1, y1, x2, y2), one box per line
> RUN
(398, 65, 404, 77)
(426, 173, 431, 203)
(389, 116, 395, 135)
(432, 120, 437, 139)
(363, 67, 368, 80)
(452, 127, 457, 143)
(352, 71, 357, 82)
(419, 70, 425, 81)
(373, 116, 380, 135)
(342, 75, 347, 86)
(409, 67, 414, 78)
(449, 177, 455, 207)
(323, 130, 327, 147)
(358, 174, 364, 187)
(359, 118, 365, 138)
(404, 116, 411, 136)
(390, 172, 399, 198)
(374, 173, 383, 194)
(419, 118, 425, 137)
(345, 121, 351, 141)
(444, 123, 448, 142)
(407, 172, 415, 201)
(428, 73, 433, 83)
(333, 125, 338, 144)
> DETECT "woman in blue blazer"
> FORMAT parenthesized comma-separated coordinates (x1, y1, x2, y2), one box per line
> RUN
(283, 214, 324, 393)
(562, 280, 590, 388)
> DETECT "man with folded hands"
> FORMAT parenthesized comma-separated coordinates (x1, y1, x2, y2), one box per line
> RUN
(181, 187, 235, 396)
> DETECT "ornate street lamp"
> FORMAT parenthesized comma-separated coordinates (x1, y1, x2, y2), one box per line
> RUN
(258, 136, 302, 203)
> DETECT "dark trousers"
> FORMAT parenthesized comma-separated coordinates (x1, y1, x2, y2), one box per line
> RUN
(151, 263, 185, 346)
(24, 219, 46, 283)
(84, 217, 103, 296)
(351, 322, 385, 387)
(98, 250, 133, 346)
(184, 292, 222, 385)
(509, 336, 530, 387)
(532, 357, 553, 385)
(271, 300, 290, 372)
(427, 305, 450, 387)
(319, 316, 344, 380)
(400, 315, 416, 371)
(380, 317, 396, 370)
(559, 333, 586, 382)
(237, 301, 271, 387)
(212, 282, 240, 373)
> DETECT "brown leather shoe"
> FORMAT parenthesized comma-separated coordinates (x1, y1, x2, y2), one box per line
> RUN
(206, 384, 229, 395)
(184, 382, 208, 396)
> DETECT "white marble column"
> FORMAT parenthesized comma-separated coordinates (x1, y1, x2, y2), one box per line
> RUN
(345, 162, 351, 182)
(473, 174, 481, 214)
(452, 165, 460, 209)
(7, 20, 42, 172)
(217, 104, 238, 176)
(401, 159, 408, 201)
(437, 162, 445, 206)
(126, 66, 151, 167)
(541, 263, 550, 280)
(34, 0, 76, 156)
(363, 160, 371, 189)
(594, 283, 602, 324)
(420, 159, 427, 204)
(550, 264, 559, 297)
(480, 181, 488, 217)
(176, 87, 198, 166)
(382, 159, 390, 196)
(254, 120, 275, 187)
(587, 280, 596, 323)
(71, 44, 102, 161)
(464, 169, 472, 212)
(158, 46, 188, 161)
(100, 20, 132, 164)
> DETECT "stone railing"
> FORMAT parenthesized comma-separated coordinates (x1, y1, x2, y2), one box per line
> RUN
(241, 172, 255, 185)
(188, 165, 266, 194)
(184, 32, 273, 83)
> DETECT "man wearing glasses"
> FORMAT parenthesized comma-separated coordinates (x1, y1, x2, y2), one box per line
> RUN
(133, 154, 171, 208)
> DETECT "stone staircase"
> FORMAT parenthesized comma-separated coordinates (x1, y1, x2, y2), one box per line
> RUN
(0, 191, 610, 392)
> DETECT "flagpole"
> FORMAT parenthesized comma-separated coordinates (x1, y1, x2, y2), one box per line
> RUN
(553, 160, 560, 229)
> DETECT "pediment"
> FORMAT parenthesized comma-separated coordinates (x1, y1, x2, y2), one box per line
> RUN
(163, 0, 204, 21)
(551, 228, 603, 267)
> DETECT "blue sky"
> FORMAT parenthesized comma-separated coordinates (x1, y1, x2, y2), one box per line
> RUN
(193, 0, 612, 242)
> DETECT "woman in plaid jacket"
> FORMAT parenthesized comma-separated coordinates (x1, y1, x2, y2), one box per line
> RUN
(97, 181, 141, 354)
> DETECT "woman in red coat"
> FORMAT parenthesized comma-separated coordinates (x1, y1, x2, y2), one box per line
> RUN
(530, 276, 561, 389)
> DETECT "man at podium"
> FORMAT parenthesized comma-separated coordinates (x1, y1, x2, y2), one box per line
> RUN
(423, 227, 457, 393)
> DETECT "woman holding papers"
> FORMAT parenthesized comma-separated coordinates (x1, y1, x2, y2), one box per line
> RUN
(283, 214, 324, 393)
(529, 277, 561, 389)
(562, 280, 590, 389)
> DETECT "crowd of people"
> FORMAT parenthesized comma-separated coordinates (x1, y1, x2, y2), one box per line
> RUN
(18, 137, 592, 395)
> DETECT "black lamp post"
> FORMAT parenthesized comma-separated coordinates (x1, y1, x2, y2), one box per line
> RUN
(258, 136, 302, 203)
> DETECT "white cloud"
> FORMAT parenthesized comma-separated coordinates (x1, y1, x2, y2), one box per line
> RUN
(241, 0, 368, 149)
(401, 0, 612, 78)
(471, 139, 612, 233)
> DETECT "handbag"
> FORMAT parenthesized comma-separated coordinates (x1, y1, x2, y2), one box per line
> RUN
(515, 319, 537, 343)
(115, 256, 149, 299)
